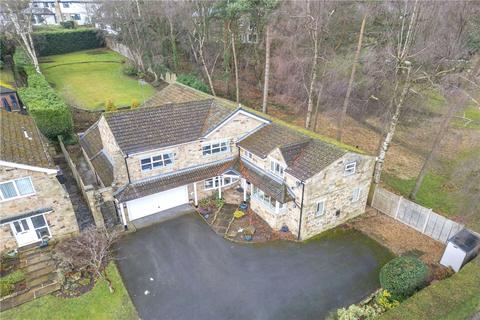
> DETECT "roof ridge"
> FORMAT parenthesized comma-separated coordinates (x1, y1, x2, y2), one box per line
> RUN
(104, 99, 215, 118)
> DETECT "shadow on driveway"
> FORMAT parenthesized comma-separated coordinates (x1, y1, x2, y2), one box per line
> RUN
(116, 214, 393, 320)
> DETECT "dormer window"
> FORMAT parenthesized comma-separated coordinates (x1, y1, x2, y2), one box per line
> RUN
(140, 152, 174, 172)
(270, 159, 285, 178)
(344, 161, 357, 176)
(202, 140, 229, 156)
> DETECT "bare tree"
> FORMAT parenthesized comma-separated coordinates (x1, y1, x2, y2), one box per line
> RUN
(336, 13, 367, 141)
(372, 0, 420, 185)
(3, 0, 41, 73)
(54, 227, 120, 293)
(262, 23, 271, 113)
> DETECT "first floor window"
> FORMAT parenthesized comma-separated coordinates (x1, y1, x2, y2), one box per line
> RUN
(269, 159, 285, 178)
(140, 152, 174, 171)
(344, 161, 357, 176)
(315, 200, 326, 217)
(244, 150, 253, 160)
(352, 187, 361, 202)
(0, 177, 35, 201)
(202, 140, 229, 156)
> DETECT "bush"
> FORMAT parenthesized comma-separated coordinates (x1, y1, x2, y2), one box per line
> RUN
(33, 28, 104, 56)
(122, 63, 138, 77)
(14, 50, 73, 139)
(60, 21, 75, 29)
(130, 100, 140, 109)
(0, 270, 25, 297)
(380, 256, 429, 301)
(105, 99, 117, 112)
(177, 74, 210, 94)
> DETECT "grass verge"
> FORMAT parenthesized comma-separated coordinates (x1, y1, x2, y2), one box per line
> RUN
(0, 263, 137, 320)
(39, 48, 154, 110)
(382, 171, 458, 217)
(380, 257, 480, 320)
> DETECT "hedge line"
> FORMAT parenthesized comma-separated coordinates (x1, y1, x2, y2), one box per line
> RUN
(33, 28, 104, 56)
(14, 50, 73, 140)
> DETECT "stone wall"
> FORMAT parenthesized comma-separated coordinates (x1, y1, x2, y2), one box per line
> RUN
(0, 166, 79, 252)
(300, 153, 375, 239)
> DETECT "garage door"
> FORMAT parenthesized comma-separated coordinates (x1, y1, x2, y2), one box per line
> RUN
(126, 186, 189, 221)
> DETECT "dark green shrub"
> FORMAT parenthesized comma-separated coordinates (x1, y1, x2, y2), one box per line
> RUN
(379, 256, 429, 301)
(33, 28, 104, 56)
(60, 21, 75, 29)
(14, 50, 73, 139)
(177, 74, 210, 94)
(122, 63, 138, 76)
(0, 270, 25, 297)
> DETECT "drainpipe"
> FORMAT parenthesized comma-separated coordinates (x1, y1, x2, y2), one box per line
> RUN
(124, 155, 131, 183)
(297, 181, 305, 240)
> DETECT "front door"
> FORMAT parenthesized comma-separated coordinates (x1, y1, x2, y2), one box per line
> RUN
(11, 218, 40, 247)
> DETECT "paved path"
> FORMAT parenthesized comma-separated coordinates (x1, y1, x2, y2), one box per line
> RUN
(116, 214, 392, 320)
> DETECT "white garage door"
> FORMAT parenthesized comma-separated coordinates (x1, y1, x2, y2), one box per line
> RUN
(126, 186, 189, 221)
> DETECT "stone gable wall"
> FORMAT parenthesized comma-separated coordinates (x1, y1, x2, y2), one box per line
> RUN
(0, 166, 79, 252)
(300, 153, 375, 239)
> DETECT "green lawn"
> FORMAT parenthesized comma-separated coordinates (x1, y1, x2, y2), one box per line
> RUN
(39, 48, 155, 110)
(0, 65, 16, 88)
(382, 171, 458, 217)
(0, 263, 138, 320)
(380, 257, 480, 320)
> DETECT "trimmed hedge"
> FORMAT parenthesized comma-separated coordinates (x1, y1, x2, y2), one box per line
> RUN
(14, 50, 73, 139)
(379, 256, 429, 301)
(33, 28, 104, 56)
(177, 74, 211, 94)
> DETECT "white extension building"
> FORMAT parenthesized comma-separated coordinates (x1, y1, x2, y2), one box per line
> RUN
(29, 0, 98, 26)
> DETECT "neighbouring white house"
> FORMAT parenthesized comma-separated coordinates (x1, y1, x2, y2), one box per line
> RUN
(29, 0, 99, 25)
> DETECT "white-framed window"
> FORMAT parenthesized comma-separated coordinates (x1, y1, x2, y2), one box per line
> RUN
(202, 140, 229, 156)
(31, 215, 51, 238)
(315, 199, 326, 217)
(204, 176, 239, 190)
(244, 150, 253, 160)
(344, 161, 357, 176)
(62, 2, 70, 8)
(352, 187, 361, 202)
(0, 177, 36, 202)
(269, 159, 285, 178)
(140, 152, 174, 172)
(71, 13, 81, 20)
(251, 185, 284, 212)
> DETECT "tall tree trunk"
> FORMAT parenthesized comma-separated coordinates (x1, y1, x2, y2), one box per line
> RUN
(410, 101, 458, 199)
(305, 24, 319, 129)
(373, 65, 411, 184)
(168, 18, 179, 72)
(231, 30, 240, 103)
(312, 67, 327, 132)
(199, 47, 216, 96)
(262, 24, 271, 114)
(336, 14, 367, 141)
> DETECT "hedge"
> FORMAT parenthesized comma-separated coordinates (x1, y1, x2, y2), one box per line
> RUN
(379, 256, 429, 301)
(177, 74, 211, 94)
(33, 28, 104, 56)
(14, 50, 73, 139)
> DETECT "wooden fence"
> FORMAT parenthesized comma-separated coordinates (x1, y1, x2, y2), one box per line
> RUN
(371, 186, 464, 243)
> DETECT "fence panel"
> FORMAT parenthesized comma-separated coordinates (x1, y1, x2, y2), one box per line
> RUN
(371, 186, 465, 243)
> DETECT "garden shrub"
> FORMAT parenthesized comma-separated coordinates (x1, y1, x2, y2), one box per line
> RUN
(0, 270, 25, 297)
(60, 21, 75, 29)
(33, 28, 104, 56)
(177, 74, 210, 94)
(131, 100, 140, 109)
(380, 256, 429, 301)
(122, 63, 138, 77)
(14, 50, 73, 140)
(105, 99, 117, 112)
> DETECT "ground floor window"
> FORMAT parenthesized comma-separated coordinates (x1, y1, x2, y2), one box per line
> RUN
(251, 185, 284, 212)
(31, 215, 50, 238)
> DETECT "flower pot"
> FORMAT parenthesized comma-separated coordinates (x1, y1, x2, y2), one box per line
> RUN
(243, 234, 253, 241)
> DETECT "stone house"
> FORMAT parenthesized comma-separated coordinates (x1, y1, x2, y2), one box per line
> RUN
(0, 110, 79, 252)
(80, 83, 374, 240)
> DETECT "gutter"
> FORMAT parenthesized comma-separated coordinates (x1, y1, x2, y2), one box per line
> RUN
(297, 180, 306, 240)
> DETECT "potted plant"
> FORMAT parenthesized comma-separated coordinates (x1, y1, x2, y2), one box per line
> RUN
(243, 225, 255, 241)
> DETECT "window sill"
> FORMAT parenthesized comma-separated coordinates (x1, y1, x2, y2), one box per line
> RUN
(0, 193, 36, 203)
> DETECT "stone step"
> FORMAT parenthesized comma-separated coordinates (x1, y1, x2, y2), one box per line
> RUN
(23, 259, 55, 274)
(20, 253, 51, 267)
(28, 272, 56, 288)
(26, 264, 55, 282)
(19, 247, 52, 261)
(0, 280, 60, 311)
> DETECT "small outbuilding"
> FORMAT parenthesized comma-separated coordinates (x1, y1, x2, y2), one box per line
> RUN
(440, 229, 480, 272)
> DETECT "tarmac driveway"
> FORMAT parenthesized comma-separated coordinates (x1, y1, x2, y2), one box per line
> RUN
(116, 214, 392, 320)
